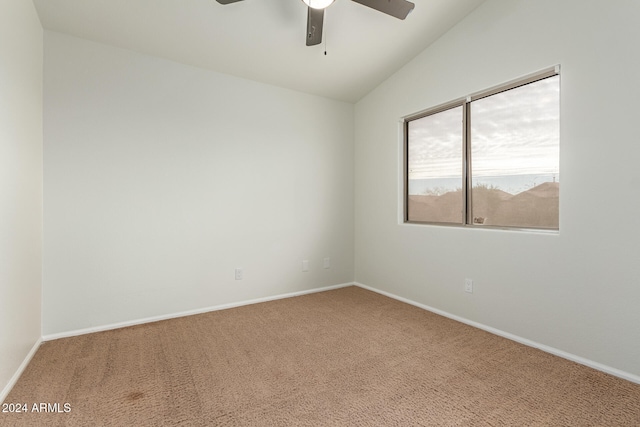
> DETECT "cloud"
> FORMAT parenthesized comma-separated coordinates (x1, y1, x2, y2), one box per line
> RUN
(408, 105, 463, 179)
(409, 75, 559, 179)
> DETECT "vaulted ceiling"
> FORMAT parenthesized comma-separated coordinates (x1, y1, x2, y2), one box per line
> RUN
(33, 0, 485, 103)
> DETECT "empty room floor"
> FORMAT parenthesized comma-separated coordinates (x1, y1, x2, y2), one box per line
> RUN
(2, 286, 640, 426)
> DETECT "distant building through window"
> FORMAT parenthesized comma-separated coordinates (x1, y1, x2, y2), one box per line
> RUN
(404, 68, 560, 230)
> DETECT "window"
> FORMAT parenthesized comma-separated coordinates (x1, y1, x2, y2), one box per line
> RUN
(404, 68, 560, 230)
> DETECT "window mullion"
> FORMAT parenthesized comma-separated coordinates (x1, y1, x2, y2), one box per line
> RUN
(463, 99, 472, 226)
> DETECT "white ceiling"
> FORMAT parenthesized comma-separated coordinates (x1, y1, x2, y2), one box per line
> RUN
(33, 0, 485, 103)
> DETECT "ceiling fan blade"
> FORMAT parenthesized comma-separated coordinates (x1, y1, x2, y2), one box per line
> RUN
(306, 7, 324, 46)
(215, 0, 244, 4)
(351, 0, 415, 19)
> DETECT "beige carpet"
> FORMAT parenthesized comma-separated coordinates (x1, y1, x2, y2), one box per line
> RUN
(2, 286, 640, 426)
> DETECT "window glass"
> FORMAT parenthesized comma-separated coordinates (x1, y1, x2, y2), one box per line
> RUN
(404, 69, 560, 230)
(407, 106, 463, 224)
(470, 75, 559, 229)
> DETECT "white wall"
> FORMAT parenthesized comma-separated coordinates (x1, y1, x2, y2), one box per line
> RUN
(355, 0, 640, 377)
(0, 0, 43, 400)
(43, 32, 354, 336)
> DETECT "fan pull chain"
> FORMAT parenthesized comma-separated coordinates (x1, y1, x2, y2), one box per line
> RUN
(324, 12, 328, 55)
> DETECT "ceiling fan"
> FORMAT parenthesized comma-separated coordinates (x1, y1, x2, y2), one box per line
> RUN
(215, 0, 415, 46)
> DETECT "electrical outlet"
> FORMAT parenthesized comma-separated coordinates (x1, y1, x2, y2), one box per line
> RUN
(323, 257, 330, 269)
(302, 260, 309, 272)
(465, 278, 473, 293)
(235, 268, 243, 280)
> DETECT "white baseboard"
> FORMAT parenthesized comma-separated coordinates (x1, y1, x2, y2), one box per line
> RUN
(354, 282, 640, 385)
(42, 282, 354, 342)
(1, 338, 42, 404)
